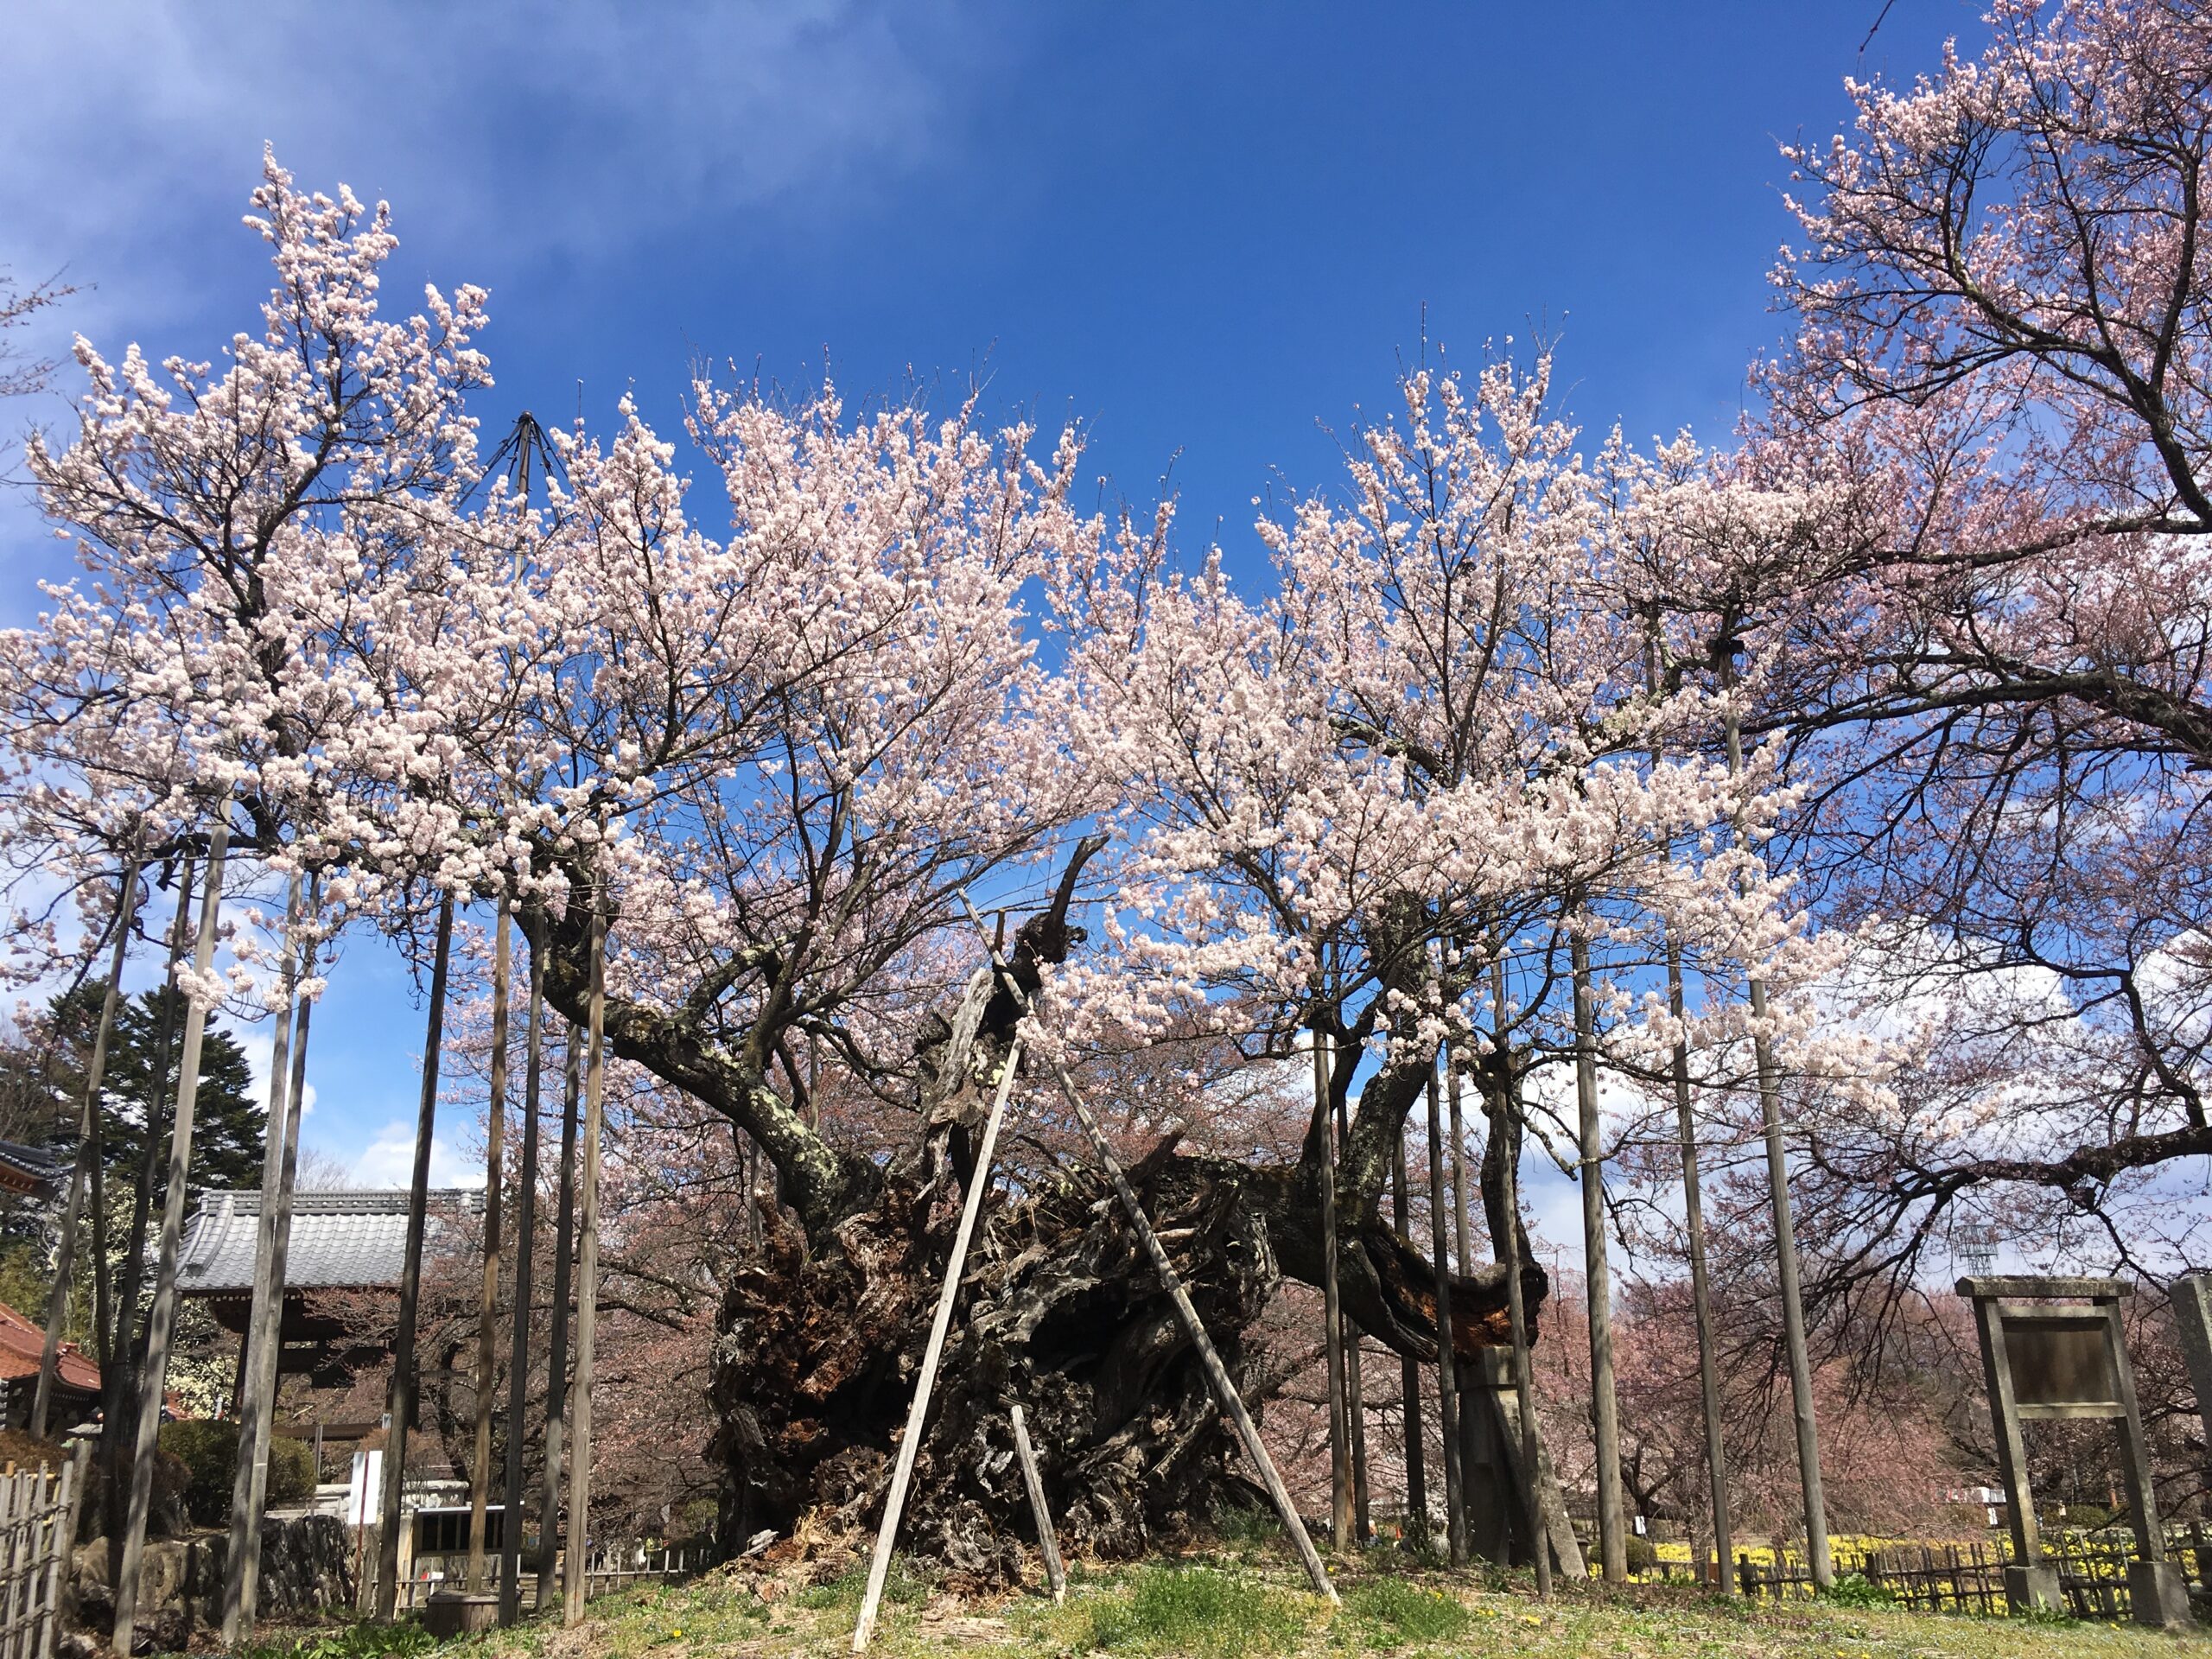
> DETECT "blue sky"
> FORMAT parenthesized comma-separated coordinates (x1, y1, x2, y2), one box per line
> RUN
(0, 1, 1975, 1192)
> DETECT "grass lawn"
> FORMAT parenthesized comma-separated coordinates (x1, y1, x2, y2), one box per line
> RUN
(237, 1547, 2212, 1659)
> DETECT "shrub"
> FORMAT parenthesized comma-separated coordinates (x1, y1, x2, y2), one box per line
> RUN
(1344, 1576, 1469, 1644)
(1821, 1573, 1897, 1608)
(1623, 1534, 1660, 1575)
(1083, 1565, 1309, 1656)
(158, 1420, 316, 1527)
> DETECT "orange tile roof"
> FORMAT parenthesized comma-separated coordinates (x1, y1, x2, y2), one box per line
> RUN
(0, 1297, 99, 1392)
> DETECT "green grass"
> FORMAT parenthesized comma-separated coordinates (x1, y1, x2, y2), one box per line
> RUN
(1340, 1575, 1469, 1645)
(793, 1558, 930, 1611)
(1076, 1563, 1313, 1657)
(247, 1550, 2210, 1659)
(236, 1617, 444, 1659)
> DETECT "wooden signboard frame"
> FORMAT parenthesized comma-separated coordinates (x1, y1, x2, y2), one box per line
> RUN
(1955, 1275, 2190, 1628)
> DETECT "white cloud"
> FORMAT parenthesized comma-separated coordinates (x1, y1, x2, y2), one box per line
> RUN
(349, 1119, 471, 1190)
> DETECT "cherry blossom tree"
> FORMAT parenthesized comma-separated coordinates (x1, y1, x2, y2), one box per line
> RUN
(1052, 351, 1852, 1575)
(1707, 0, 2212, 1311)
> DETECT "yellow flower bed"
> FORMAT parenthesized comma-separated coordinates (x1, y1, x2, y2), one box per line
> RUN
(1648, 1534, 1990, 1570)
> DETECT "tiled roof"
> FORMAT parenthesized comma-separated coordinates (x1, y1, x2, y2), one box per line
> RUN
(0, 1141, 68, 1199)
(177, 1188, 482, 1295)
(0, 1295, 99, 1391)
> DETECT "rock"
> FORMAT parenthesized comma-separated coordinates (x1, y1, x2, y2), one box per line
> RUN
(68, 1516, 356, 1649)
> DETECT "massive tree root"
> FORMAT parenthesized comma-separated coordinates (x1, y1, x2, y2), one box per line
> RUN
(712, 1155, 1272, 1580)
(709, 1142, 1536, 1581)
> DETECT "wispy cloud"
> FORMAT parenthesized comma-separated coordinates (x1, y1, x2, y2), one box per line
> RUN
(0, 1, 982, 342)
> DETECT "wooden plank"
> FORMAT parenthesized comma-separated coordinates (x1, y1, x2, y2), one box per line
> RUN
(1008, 1405, 1065, 1603)
(2103, 1298, 2166, 1564)
(1970, 1294, 2041, 1564)
(2017, 1402, 2126, 1420)
(41, 1454, 81, 1659)
(1957, 1275, 2131, 1300)
(3, 1467, 26, 1659)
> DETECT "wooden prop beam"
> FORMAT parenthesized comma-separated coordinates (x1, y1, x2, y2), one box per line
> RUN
(851, 1031, 1027, 1651)
(1008, 1405, 1065, 1603)
(954, 895, 1338, 1605)
(374, 894, 454, 1621)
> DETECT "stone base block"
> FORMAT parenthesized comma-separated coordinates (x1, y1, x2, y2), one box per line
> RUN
(2127, 1560, 2194, 1630)
(2003, 1563, 2063, 1616)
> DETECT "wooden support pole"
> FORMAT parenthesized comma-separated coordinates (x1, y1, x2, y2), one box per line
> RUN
(536, 1027, 582, 1615)
(33, 860, 138, 1440)
(1390, 1128, 1425, 1539)
(1720, 679, 1830, 1589)
(561, 899, 609, 1629)
(1445, 1052, 1483, 1558)
(499, 927, 545, 1625)
(852, 1035, 1027, 1650)
(221, 874, 309, 1644)
(1643, 621, 1736, 1590)
(1426, 1058, 1465, 1567)
(1338, 1088, 1370, 1548)
(1665, 939, 1734, 1587)
(114, 802, 232, 1656)
(1485, 964, 1540, 1586)
(1008, 1405, 1065, 1604)
(1315, 1025, 1351, 1554)
(375, 893, 455, 1621)
(467, 900, 512, 1592)
(1571, 931, 1627, 1582)
(104, 856, 194, 1556)
(955, 895, 1338, 1605)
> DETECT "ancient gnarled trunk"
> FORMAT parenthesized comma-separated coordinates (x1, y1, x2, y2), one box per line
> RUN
(711, 1153, 1278, 1580)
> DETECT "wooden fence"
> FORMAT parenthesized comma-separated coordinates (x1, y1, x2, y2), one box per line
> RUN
(381, 1541, 715, 1613)
(1697, 1525, 2212, 1620)
(0, 1452, 86, 1659)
